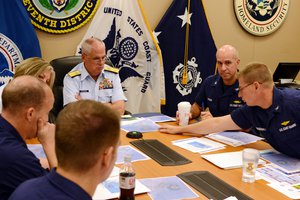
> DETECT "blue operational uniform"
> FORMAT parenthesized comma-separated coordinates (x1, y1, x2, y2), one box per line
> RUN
(63, 62, 126, 106)
(231, 87, 300, 158)
(195, 74, 244, 116)
(0, 115, 47, 200)
(9, 168, 92, 200)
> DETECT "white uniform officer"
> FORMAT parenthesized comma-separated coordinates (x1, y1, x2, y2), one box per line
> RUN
(63, 37, 126, 115)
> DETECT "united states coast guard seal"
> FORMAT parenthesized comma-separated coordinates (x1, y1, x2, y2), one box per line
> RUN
(173, 57, 202, 96)
(234, 0, 289, 36)
(23, 0, 100, 34)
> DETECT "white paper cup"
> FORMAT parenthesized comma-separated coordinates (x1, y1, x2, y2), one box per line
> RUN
(242, 148, 260, 183)
(177, 101, 191, 126)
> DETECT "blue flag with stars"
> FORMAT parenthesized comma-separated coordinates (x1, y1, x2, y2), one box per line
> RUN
(154, 0, 216, 116)
(0, 0, 41, 86)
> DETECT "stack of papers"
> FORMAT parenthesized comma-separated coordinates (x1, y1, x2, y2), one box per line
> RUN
(260, 151, 300, 174)
(93, 166, 150, 200)
(202, 151, 266, 169)
(206, 131, 264, 147)
(256, 151, 300, 199)
(172, 137, 225, 153)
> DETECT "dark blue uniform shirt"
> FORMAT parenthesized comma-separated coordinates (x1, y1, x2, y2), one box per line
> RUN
(0, 115, 47, 200)
(231, 87, 300, 158)
(9, 168, 92, 200)
(195, 74, 244, 116)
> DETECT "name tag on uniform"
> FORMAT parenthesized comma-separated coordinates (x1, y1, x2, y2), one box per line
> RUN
(99, 78, 113, 90)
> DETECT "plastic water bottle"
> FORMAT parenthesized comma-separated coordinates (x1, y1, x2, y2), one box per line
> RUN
(119, 155, 135, 200)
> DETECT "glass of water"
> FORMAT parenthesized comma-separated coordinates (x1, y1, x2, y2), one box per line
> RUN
(242, 148, 260, 183)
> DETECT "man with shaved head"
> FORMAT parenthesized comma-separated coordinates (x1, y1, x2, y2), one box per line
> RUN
(177, 45, 244, 123)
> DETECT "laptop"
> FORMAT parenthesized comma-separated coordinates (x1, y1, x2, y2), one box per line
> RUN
(273, 62, 300, 84)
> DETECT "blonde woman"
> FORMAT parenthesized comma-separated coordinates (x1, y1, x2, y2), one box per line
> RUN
(0, 57, 55, 112)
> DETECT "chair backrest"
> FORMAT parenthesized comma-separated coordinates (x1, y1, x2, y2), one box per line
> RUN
(50, 56, 82, 118)
(50, 56, 82, 87)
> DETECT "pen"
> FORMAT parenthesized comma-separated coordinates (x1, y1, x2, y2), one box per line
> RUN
(79, 89, 89, 93)
(201, 101, 205, 111)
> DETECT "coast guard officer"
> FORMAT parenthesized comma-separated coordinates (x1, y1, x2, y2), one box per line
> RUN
(63, 37, 126, 115)
(179, 45, 244, 122)
(161, 63, 300, 159)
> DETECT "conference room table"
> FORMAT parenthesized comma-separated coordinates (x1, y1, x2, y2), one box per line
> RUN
(27, 121, 291, 200)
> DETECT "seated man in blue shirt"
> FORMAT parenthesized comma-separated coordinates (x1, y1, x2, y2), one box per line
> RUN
(177, 45, 244, 123)
(9, 100, 120, 200)
(63, 37, 126, 115)
(0, 76, 57, 199)
(161, 62, 300, 159)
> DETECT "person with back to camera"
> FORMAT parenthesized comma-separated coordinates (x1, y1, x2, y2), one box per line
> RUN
(63, 37, 126, 115)
(161, 62, 300, 159)
(0, 76, 57, 199)
(0, 57, 55, 112)
(9, 100, 120, 200)
(177, 45, 244, 123)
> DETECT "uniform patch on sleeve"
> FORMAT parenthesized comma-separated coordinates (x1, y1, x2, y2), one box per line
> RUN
(104, 66, 119, 74)
(68, 70, 81, 78)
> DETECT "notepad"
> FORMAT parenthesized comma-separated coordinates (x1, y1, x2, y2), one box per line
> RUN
(202, 151, 265, 169)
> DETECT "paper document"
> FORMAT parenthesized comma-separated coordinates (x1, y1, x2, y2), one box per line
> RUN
(268, 182, 300, 199)
(121, 118, 160, 133)
(202, 151, 266, 169)
(257, 166, 300, 185)
(132, 112, 175, 122)
(144, 115, 175, 123)
(27, 144, 46, 158)
(206, 131, 264, 147)
(139, 176, 199, 200)
(93, 166, 150, 199)
(116, 145, 150, 164)
(172, 137, 225, 153)
(260, 151, 300, 173)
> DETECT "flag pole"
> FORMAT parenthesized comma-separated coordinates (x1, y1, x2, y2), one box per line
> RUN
(182, 0, 191, 85)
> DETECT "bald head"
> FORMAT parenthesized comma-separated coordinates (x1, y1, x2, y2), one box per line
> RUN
(2, 75, 53, 114)
(81, 37, 106, 55)
(216, 45, 240, 85)
(216, 45, 239, 60)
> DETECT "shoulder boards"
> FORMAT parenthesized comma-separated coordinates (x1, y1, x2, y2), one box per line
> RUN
(104, 66, 119, 74)
(68, 70, 81, 78)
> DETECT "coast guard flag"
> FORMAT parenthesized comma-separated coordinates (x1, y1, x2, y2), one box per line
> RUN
(155, 0, 216, 116)
(0, 0, 41, 86)
(77, 0, 163, 114)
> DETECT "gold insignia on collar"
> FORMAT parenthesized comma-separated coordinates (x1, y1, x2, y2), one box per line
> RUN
(281, 121, 290, 126)
(233, 100, 242, 104)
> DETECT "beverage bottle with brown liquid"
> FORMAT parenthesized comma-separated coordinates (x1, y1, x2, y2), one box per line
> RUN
(119, 155, 135, 200)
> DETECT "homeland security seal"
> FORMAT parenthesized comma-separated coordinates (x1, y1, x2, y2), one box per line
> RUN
(23, 0, 100, 34)
(234, 0, 289, 36)
(0, 33, 22, 86)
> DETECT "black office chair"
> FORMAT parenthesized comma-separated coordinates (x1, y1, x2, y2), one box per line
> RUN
(49, 55, 130, 120)
(50, 56, 82, 119)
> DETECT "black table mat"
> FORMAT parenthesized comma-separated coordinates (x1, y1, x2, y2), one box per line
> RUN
(130, 139, 191, 166)
(177, 171, 253, 200)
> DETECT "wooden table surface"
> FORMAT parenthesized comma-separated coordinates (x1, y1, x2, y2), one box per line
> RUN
(27, 122, 291, 200)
